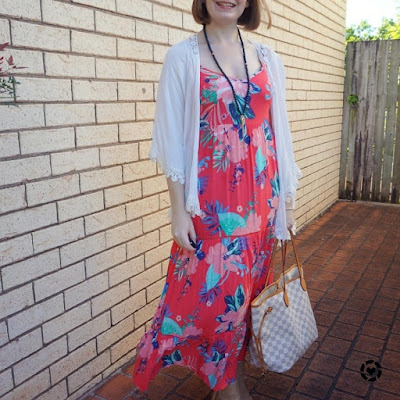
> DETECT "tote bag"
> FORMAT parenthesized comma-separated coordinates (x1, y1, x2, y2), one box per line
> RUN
(249, 229, 318, 372)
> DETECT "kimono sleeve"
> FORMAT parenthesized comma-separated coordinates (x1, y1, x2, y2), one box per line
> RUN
(274, 51, 302, 208)
(148, 47, 186, 184)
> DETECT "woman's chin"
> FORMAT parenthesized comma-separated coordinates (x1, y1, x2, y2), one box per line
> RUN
(207, 2, 245, 25)
(208, 14, 243, 26)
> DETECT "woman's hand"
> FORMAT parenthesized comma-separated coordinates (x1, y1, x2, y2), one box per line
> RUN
(171, 208, 197, 252)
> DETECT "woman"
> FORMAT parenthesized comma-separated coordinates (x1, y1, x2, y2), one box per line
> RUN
(132, 1, 302, 398)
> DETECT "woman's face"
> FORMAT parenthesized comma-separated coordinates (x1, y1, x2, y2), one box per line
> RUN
(204, 0, 250, 26)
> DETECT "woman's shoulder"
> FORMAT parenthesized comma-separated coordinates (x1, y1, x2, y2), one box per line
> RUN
(165, 34, 197, 59)
(250, 39, 277, 59)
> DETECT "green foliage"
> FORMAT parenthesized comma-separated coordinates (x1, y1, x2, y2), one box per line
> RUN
(346, 1, 400, 42)
(347, 94, 359, 106)
(1, 42, 26, 106)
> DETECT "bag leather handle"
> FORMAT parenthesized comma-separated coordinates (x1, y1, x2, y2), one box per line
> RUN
(264, 228, 306, 304)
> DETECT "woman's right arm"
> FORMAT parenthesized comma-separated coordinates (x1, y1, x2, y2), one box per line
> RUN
(148, 45, 197, 251)
(167, 178, 197, 252)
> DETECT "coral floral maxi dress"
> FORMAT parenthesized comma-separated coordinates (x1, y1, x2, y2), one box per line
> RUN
(132, 59, 280, 391)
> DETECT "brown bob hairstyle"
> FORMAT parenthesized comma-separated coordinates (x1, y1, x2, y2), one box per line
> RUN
(192, 0, 272, 31)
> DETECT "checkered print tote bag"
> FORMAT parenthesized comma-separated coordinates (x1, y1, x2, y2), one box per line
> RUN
(249, 229, 318, 373)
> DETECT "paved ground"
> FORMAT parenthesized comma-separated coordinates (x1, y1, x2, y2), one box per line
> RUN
(83, 200, 400, 400)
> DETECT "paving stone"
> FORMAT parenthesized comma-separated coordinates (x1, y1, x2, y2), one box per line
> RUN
(369, 389, 400, 400)
(373, 369, 400, 395)
(95, 373, 136, 399)
(361, 320, 390, 339)
(387, 334, 400, 352)
(295, 371, 333, 399)
(345, 350, 378, 371)
(320, 336, 352, 358)
(329, 390, 364, 400)
(367, 308, 395, 325)
(381, 350, 400, 373)
(353, 335, 385, 356)
(336, 368, 371, 397)
(328, 321, 359, 341)
(175, 374, 210, 400)
(338, 309, 365, 326)
(254, 372, 295, 400)
(309, 352, 343, 377)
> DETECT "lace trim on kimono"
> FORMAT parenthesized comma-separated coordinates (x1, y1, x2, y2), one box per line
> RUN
(149, 149, 185, 185)
(189, 34, 199, 54)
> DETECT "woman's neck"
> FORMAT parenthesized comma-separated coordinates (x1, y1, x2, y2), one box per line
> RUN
(202, 22, 239, 45)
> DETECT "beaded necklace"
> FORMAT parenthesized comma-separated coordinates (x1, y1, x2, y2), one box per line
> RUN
(203, 24, 250, 146)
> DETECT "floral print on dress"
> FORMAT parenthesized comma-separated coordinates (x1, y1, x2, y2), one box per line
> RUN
(132, 60, 280, 392)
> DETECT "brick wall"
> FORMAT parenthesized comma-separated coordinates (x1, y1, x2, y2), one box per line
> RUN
(0, 0, 347, 398)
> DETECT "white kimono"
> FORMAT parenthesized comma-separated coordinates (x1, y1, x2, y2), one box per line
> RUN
(148, 33, 302, 240)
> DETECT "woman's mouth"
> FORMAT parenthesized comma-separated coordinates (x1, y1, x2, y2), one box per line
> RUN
(216, 2, 236, 9)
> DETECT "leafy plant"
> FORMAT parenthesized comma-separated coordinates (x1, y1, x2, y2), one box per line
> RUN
(347, 94, 359, 106)
(1, 42, 26, 106)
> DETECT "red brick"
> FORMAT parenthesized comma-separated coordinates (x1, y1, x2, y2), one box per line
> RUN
(339, 270, 362, 282)
(309, 280, 331, 291)
(393, 320, 400, 335)
(288, 394, 317, 400)
(370, 389, 400, 400)
(367, 307, 395, 325)
(325, 288, 351, 302)
(382, 277, 400, 290)
(329, 322, 359, 341)
(346, 263, 367, 273)
(295, 371, 333, 399)
(307, 255, 326, 266)
(329, 390, 363, 400)
(122, 361, 135, 376)
(316, 298, 344, 314)
(344, 298, 371, 313)
(320, 336, 351, 357)
(335, 368, 371, 396)
(243, 360, 265, 379)
(382, 350, 400, 372)
(176, 374, 211, 399)
(373, 296, 399, 311)
(95, 374, 136, 399)
(165, 395, 189, 400)
(387, 334, 400, 352)
(315, 325, 328, 342)
(353, 334, 385, 356)
(333, 278, 357, 291)
(309, 352, 343, 377)
(282, 357, 308, 378)
(303, 341, 318, 359)
(323, 263, 345, 273)
(351, 288, 376, 301)
(308, 289, 324, 302)
(379, 286, 400, 300)
(162, 365, 192, 379)
(338, 309, 365, 326)
(137, 372, 179, 400)
(361, 320, 390, 339)
(313, 310, 337, 327)
(316, 271, 340, 281)
(345, 351, 377, 371)
(253, 371, 295, 400)
(374, 369, 400, 395)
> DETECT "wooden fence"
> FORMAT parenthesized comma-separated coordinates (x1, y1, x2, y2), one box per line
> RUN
(339, 39, 400, 203)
